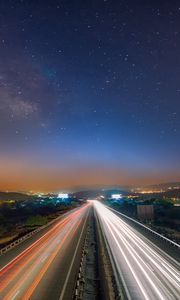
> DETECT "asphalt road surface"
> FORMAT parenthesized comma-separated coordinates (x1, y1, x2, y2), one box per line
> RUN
(94, 200, 180, 300)
(0, 203, 91, 300)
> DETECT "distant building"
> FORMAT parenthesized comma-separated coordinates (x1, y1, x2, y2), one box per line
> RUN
(137, 205, 154, 222)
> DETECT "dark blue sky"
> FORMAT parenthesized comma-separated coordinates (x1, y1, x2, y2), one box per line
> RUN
(0, 0, 180, 191)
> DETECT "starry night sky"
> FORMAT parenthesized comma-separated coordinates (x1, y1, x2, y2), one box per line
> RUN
(0, 0, 180, 191)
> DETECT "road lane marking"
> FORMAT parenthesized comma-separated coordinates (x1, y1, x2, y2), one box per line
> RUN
(109, 206, 180, 249)
(94, 201, 180, 300)
(21, 205, 90, 300)
(59, 208, 90, 300)
(41, 255, 48, 263)
(1, 207, 89, 299)
(0, 218, 71, 293)
(0, 205, 87, 274)
(0, 217, 70, 274)
(11, 290, 20, 300)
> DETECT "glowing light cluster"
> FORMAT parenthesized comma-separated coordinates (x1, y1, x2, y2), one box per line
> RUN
(58, 193, 69, 199)
(111, 194, 122, 199)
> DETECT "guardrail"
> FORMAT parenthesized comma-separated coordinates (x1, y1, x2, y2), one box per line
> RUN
(0, 226, 45, 256)
(108, 206, 180, 250)
(74, 227, 87, 299)
(0, 207, 79, 257)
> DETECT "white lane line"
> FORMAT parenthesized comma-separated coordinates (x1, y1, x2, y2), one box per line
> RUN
(41, 254, 48, 263)
(59, 208, 89, 300)
(108, 206, 180, 248)
(0, 218, 69, 273)
(0, 205, 88, 273)
(106, 208, 180, 284)
(106, 219, 166, 300)
(107, 211, 180, 285)
(94, 201, 180, 300)
(96, 202, 180, 277)
(11, 290, 20, 300)
(104, 217, 150, 300)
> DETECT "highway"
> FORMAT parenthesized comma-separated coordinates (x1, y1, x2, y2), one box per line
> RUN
(0, 203, 91, 300)
(94, 201, 180, 300)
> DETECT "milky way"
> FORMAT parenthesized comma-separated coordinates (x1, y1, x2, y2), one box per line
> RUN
(0, 1, 180, 191)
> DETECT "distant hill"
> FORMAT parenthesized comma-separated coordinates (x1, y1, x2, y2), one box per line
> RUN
(0, 192, 33, 201)
(70, 184, 131, 192)
(147, 182, 180, 189)
(73, 188, 131, 199)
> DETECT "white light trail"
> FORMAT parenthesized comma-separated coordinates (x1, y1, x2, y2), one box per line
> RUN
(94, 201, 180, 300)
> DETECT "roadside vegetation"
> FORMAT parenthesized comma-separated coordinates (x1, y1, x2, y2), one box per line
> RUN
(0, 197, 82, 248)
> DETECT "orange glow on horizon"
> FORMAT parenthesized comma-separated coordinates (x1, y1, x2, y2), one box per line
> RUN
(0, 156, 179, 192)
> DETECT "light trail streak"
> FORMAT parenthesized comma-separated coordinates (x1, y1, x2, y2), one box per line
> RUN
(59, 208, 89, 300)
(21, 218, 82, 300)
(2, 219, 73, 300)
(109, 206, 180, 249)
(93, 201, 180, 300)
(0, 215, 71, 275)
(0, 203, 90, 299)
(0, 217, 71, 292)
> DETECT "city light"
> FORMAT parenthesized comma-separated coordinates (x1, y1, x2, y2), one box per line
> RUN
(111, 194, 122, 199)
(58, 193, 69, 199)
